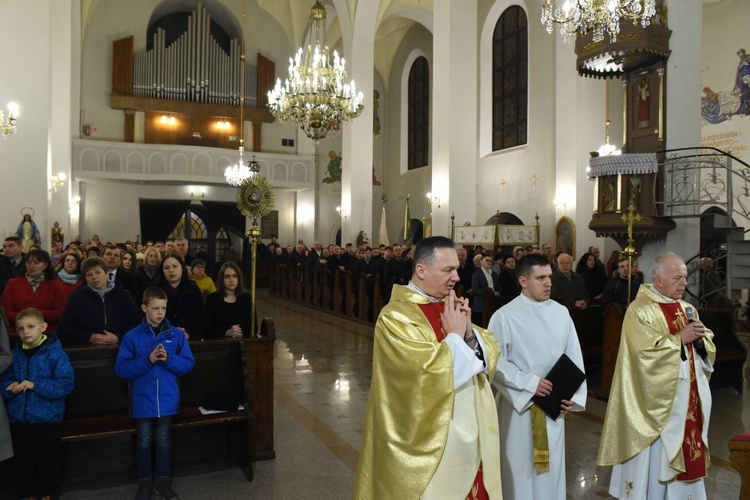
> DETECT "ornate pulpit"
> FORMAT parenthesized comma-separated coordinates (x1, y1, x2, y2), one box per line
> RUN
(588, 153, 675, 251)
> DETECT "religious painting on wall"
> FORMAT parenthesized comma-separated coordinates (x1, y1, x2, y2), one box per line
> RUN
(322, 151, 342, 183)
(700, 0, 750, 159)
(554, 216, 575, 257)
(638, 78, 651, 129)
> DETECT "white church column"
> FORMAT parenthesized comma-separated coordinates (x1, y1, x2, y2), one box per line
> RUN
(431, 0, 477, 237)
(48, 0, 76, 245)
(340, 2, 376, 246)
(0, 0, 53, 240)
(662, 0, 702, 259)
(553, 32, 582, 253)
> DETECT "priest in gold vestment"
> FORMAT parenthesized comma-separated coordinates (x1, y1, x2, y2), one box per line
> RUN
(353, 237, 502, 499)
(598, 253, 715, 499)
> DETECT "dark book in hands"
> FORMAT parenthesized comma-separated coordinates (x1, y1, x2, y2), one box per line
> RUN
(531, 353, 585, 421)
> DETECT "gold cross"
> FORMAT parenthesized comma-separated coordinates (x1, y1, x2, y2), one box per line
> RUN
(621, 204, 642, 248)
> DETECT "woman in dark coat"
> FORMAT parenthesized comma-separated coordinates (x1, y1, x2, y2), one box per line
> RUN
(499, 255, 521, 298)
(155, 252, 203, 339)
(577, 252, 607, 303)
(57, 256, 140, 346)
(204, 262, 252, 339)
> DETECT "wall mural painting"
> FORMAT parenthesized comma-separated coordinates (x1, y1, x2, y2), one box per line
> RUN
(701, 48, 750, 125)
(701, 46, 750, 160)
(322, 151, 342, 184)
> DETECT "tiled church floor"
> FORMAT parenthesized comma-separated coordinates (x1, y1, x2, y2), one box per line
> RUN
(62, 290, 743, 499)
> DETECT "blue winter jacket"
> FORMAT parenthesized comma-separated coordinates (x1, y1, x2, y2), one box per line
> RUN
(0, 335, 74, 424)
(114, 318, 195, 418)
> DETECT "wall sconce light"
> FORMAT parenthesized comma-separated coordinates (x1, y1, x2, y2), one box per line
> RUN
(69, 196, 81, 216)
(49, 173, 67, 192)
(531, 175, 538, 190)
(553, 198, 569, 212)
(191, 190, 205, 199)
(336, 206, 349, 218)
(161, 114, 176, 125)
(1, 102, 19, 139)
(500, 179, 507, 192)
(426, 192, 441, 212)
(216, 119, 231, 130)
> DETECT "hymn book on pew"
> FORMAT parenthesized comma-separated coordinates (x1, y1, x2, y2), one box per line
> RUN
(531, 353, 585, 421)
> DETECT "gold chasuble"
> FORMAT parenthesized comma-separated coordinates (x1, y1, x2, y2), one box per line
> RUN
(352, 285, 502, 500)
(597, 285, 715, 473)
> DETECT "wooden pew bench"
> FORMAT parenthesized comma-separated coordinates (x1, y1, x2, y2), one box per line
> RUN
(53, 325, 276, 492)
(698, 309, 747, 393)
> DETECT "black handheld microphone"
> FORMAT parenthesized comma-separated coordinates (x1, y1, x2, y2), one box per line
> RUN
(684, 306, 704, 349)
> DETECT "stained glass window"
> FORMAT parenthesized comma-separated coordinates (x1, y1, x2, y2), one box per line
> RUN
(408, 56, 429, 170)
(493, 6, 527, 151)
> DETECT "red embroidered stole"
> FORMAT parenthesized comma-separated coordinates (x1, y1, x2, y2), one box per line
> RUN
(417, 302, 488, 500)
(657, 302, 707, 480)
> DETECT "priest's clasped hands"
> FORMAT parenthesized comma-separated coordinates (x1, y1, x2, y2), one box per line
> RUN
(440, 290, 473, 340)
(677, 320, 705, 346)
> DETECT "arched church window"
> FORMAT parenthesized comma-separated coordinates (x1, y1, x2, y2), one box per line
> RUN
(492, 6, 527, 151)
(171, 211, 206, 240)
(408, 56, 429, 170)
(215, 226, 229, 264)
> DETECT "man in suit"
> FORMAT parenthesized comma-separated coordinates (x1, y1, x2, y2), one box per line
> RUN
(471, 254, 502, 326)
(550, 253, 588, 310)
(102, 245, 138, 302)
(0, 237, 25, 295)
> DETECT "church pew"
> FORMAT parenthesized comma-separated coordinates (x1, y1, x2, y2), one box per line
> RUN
(54, 323, 275, 492)
(569, 305, 604, 374)
(601, 303, 625, 396)
(698, 308, 747, 393)
(729, 432, 750, 499)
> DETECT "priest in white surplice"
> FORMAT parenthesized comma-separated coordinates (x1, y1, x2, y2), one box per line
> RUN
(598, 253, 714, 499)
(488, 254, 587, 500)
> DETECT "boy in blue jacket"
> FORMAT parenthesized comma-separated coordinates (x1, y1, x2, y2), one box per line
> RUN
(115, 287, 195, 500)
(1, 307, 75, 499)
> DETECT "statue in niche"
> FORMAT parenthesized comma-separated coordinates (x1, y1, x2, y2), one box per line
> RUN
(52, 221, 64, 246)
(356, 231, 369, 248)
(17, 212, 41, 252)
(322, 150, 342, 184)
(638, 78, 651, 129)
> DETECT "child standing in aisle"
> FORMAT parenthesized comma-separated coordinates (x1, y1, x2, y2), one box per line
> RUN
(115, 287, 195, 500)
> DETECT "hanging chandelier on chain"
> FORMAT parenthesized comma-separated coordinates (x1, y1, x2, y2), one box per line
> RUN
(266, 1, 364, 142)
(541, 0, 657, 43)
(224, 0, 260, 186)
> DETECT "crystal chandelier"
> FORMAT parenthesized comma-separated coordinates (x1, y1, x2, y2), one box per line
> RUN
(225, 151, 260, 186)
(267, 1, 364, 142)
(597, 81, 621, 157)
(1, 102, 19, 139)
(225, 0, 252, 186)
(541, 0, 657, 43)
(597, 120, 621, 156)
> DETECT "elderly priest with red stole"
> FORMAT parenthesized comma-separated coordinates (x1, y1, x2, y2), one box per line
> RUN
(598, 252, 715, 499)
(353, 236, 502, 499)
